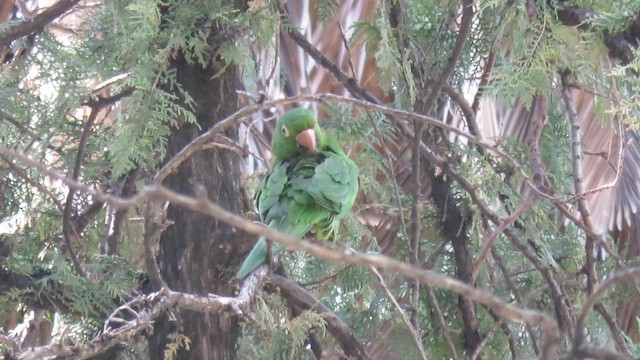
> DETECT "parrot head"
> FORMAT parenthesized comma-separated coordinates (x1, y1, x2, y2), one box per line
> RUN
(271, 108, 322, 160)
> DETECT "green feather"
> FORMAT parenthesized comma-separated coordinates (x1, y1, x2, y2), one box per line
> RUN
(236, 109, 359, 278)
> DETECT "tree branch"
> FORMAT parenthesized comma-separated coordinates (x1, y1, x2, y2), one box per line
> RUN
(278, 5, 380, 104)
(562, 77, 598, 291)
(0, 0, 81, 47)
(562, 78, 631, 353)
(266, 274, 371, 360)
(492, 247, 540, 355)
(14, 268, 265, 360)
(143, 200, 170, 290)
(62, 104, 101, 277)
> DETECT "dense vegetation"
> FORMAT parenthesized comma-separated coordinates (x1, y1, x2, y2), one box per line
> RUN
(1, 0, 640, 359)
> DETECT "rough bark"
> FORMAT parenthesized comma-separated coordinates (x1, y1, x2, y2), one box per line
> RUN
(148, 8, 247, 359)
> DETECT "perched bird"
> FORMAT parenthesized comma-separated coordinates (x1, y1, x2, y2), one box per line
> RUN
(236, 108, 359, 279)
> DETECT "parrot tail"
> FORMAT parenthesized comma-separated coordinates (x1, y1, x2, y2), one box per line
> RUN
(236, 237, 268, 279)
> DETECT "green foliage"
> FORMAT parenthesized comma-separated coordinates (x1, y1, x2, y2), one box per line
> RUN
(579, 0, 640, 33)
(626, 323, 640, 357)
(315, 0, 339, 24)
(0, 0, 320, 358)
(164, 333, 192, 360)
(3, 0, 640, 358)
(237, 293, 326, 359)
(607, 48, 640, 129)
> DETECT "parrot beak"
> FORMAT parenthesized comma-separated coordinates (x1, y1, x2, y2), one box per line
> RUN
(296, 128, 317, 152)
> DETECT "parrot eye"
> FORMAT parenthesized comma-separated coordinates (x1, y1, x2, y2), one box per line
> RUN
(281, 125, 289, 137)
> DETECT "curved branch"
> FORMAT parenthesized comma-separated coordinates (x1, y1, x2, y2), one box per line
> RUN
(62, 105, 100, 277)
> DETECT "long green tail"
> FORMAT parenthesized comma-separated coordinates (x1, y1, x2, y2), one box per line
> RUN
(236, 237, 285, 278)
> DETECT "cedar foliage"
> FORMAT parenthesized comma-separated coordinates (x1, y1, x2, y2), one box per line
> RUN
(1, 0, 640, 359)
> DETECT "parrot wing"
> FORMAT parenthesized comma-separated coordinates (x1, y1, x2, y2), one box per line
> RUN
(295, 151, 359, 239)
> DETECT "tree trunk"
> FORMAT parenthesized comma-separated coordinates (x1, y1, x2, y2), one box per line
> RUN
(148, 19, 245, 360)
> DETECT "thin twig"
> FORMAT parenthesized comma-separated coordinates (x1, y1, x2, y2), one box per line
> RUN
(472, 193, 537, 283)
(492, 247, 540, 355)
(471, 317, 504, 360)
(368, 266, 428, 360)
(471, 51, 496, 114)
(152, 93, 520, 185)
(365, 110, 411, 243)
(409, 120, 423, 328)
(0, 155, 63, 211)
(562, 82, 631, 354)
(278, 4, 379, 104)
(444, 84, 481, 141)
(337, 22, 358, 79)
(560, 346, 633, 360)
(0, 108, 64, 155)
(425, 285, 460, 360)
(594, 302, 630, 355)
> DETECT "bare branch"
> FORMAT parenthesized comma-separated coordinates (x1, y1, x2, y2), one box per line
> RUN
(562, 80, 633, 354)
(471, 317, 504, 360)
(471, 51, 496, 115)
(560, 345, 634, 360)
(422, 0, 475, 109)
(444, 83, 481, 140)
(0, 109, 64, 155)
(0, 0, 81, 47)
(0, 146, 147, 209)
(472, 194, 537, 283)
(16, 268, 266, 360)
(278, 5, 380, 104)
(152, 93, 532, 189)
(492, 247, 540, 355)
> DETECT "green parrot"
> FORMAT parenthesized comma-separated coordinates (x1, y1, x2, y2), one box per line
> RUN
(236, 108, 359, 279)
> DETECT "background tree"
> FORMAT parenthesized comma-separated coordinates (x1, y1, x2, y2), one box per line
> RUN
(2, 1, 640, 360)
